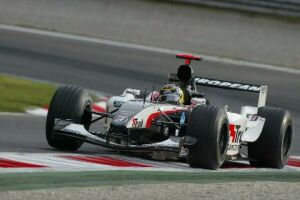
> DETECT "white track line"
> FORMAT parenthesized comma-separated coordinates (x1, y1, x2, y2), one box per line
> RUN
(1, 24, 300, 75)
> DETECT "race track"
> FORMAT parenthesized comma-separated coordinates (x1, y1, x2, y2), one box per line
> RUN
(0, 27, 299, 155)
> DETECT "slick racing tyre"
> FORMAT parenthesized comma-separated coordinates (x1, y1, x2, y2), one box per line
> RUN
(46, 85, 92, 151)
(186, 105, 229, 169)
(248, 107, 293, 168)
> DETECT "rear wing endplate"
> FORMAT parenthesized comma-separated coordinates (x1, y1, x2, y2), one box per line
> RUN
(169, 73, 268, 107)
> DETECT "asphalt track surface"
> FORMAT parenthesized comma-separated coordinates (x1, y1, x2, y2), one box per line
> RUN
(0, 28, 299, 155)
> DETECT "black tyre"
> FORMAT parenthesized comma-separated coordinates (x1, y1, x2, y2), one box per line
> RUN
(186, 105, 229, 169)
(46, 85, 92, 151)
(248, 106, 293, 168)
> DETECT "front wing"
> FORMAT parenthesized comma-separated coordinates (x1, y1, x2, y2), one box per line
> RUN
(54, 119, 180, 153)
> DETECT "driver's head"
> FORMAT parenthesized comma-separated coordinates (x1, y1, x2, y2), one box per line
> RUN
(158, 84, 184, 105)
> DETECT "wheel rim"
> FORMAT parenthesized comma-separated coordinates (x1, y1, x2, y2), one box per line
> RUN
(283, 125, 292, 158)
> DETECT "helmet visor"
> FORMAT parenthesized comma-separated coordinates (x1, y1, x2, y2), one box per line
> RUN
(159, 93, 181, 104)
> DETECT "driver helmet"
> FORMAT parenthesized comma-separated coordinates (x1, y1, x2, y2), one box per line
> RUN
(158, 84, 184, 105)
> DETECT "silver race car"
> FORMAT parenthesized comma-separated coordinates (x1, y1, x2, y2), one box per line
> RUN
(46, 54, 293, 169)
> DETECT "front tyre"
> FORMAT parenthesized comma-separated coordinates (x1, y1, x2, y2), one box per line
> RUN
(46, 85, 92, 151)
(248, 106, 293, 168)
(186, 105, 229, 169)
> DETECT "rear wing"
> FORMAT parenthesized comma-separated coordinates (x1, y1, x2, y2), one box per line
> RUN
(169, 73, 268, 107)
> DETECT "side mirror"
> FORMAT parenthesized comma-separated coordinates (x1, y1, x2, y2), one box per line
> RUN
(122, 88, 141, 96)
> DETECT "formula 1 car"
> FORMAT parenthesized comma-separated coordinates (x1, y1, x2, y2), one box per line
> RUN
(46, 54, 293, 169)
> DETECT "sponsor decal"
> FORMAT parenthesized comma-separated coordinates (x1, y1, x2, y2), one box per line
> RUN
(227, 144, 240, 152)
(132, 118, 143, 128)
(119, 110, 135, 116)
(195, 77, 261, 92)
(247, 114, 259, 121)
(229, 124, 243, 143)
(228, 124, 244, 155)
(114, 115, 128, 123)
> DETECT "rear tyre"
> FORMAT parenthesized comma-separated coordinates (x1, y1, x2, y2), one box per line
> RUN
(46, 85, 92, 151)
(186, 105, 229, 169)
(248, 106, 293, 168)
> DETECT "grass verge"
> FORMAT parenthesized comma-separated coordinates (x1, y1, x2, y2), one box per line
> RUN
(0, 170, 300, 191)
(0, 74, 56, 112)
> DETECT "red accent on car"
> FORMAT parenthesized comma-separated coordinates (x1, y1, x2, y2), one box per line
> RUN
(145, 109, 184, 128)
(229, 124, 236, 142)
(63, 156, 152, 167)
(0, 158, 46, 168)
(176, 54, 202, 65)
(146, 112, 161, 128)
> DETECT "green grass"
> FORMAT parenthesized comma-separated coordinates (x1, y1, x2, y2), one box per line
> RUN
(0, 74, 56, 112)
(0, 170, 300, 191)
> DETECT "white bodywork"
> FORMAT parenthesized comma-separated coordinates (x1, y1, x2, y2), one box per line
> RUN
(61, 88, 266, 158)
(106, 88, 266, 156)
(225, 108, 265, 156)
(226, 112, 247, 156)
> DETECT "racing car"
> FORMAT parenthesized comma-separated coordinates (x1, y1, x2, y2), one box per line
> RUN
(46, 54, 293, 169)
